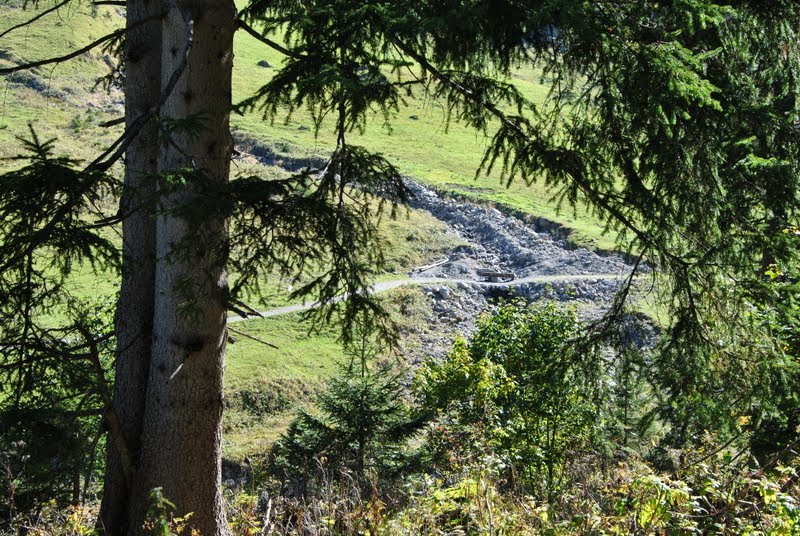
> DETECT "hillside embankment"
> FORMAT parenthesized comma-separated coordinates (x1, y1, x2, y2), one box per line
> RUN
(403, 180, 652, 360)
(231, 177, 653, 362)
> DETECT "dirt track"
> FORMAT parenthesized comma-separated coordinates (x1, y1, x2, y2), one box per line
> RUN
(228, 272, 628, 323)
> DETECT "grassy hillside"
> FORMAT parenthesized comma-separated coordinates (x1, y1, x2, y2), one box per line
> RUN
(0, 1, 124, 162)
(231, 30, 615, 249)
(223, 282, 438, 459)
(0, 2, 620, 457)
(0, 1, 615, 247)
(223, 313, 345, 458)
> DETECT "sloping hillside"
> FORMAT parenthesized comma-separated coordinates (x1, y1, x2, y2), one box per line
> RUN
(0, 0, 616, 247)
(0, 2, 632, 459)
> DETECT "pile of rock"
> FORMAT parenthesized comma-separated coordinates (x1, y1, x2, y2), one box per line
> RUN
(405, 180, 633, 279)
(397, 179, 658, 361)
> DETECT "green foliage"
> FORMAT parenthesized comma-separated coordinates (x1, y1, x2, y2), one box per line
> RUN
(6, 455, 799, 535)
(383, 452, 800, 535)
(225, 492, 263, 536)
(646, 227, 800, 453)
(2, 0, 800, 531)
(0, 127, 118, 289)
(588, 459, 800, 535)
(417, 301, 602, 499)
(0, 128, 119, 523)
(0, 501, 99, 536)
(273, 330, 422, 497)
(144, 488, 178, 536)
(240, 0, 800, 458)
(746, 234, 800, 461)
(386, 466, 535, 535)
(0, 296, 115, 522)
(161, 138, 410, 347)
(144, 488, 198, 536)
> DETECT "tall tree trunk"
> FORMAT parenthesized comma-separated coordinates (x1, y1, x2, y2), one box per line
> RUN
(128, 1, 235, 534)
(99, 0, 161, 532)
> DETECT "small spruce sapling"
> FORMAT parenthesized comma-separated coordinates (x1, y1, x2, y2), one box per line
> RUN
(274, 327, 423, 498)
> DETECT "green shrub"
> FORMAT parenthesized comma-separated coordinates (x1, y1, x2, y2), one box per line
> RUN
(416, 301, 604, 501)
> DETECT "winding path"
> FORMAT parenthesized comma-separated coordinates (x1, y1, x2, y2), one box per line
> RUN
(228, 272, 627, 323)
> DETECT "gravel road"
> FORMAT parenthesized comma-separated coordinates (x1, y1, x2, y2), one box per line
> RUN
(230, 179, 636, 324)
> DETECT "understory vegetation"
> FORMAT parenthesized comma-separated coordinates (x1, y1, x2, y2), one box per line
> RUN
(5, 296, 800, 534)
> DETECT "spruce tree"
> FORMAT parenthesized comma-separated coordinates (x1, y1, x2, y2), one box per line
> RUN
(100, 0, 161, 530)
(241, 0, 800, 449)
(275, 330, 421, 498)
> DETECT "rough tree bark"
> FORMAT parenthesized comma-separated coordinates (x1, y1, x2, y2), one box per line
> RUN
(127, 0, 236, 534)
(99, 0, 161, 532)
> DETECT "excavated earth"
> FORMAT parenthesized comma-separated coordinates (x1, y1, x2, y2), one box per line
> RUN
(398, 179, 653, 362)
(229, 141, 657, 361)
(406, 180, 633, 280)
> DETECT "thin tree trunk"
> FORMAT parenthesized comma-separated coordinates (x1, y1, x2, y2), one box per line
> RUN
(760, 204, 788, 277)
(99, 0, 161, 532)
(128, 0, 235, 533)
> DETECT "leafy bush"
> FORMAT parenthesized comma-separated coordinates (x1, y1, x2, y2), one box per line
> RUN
(416, 301, 604, 500)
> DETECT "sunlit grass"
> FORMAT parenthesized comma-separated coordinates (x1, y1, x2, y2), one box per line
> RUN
(1, 4, 632, 460)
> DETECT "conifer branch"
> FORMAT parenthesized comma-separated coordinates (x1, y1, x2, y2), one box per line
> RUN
(584, 248, 648, 345)
(394, 41, 652, 246)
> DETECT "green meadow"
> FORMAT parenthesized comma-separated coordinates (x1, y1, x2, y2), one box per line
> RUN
(0, 1, 623, 457)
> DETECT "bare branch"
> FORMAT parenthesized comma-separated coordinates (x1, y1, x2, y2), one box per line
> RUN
(81, 422, 105, 503)
(227, 298, 264, 319)
(227, 326, 279, 349)
(86, 12, 193, 174)
(236, 18, 303, 60)
(0, 0, 74, 40)
(75, 323, 135, 482)
(99, 116, 125, 128)
(0, 13, 162, 75)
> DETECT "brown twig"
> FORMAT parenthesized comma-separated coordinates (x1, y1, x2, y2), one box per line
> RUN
(99, 116, 125, 128)
(227, 326, 279, 349)
(75, 323, 135, 483)
(236, 18, 304, 60)
(0, 0, 74, 40)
